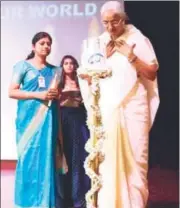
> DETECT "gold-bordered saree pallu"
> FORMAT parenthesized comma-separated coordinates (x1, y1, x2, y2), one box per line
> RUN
(98, 79, 151, 208)
(97, 25, 159, 208)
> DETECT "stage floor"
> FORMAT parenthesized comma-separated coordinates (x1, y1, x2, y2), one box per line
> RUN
(1, 167, 179, 208)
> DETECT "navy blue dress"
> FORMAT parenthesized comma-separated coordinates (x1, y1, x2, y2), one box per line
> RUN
(56, 90, 90, 208)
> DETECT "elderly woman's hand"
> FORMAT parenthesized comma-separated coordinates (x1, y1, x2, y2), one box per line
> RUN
(79, 74, 92, 85)
(116, 40, 137, 62)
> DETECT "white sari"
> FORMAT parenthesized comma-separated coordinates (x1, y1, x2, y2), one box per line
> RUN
(79, 24, 159, 208)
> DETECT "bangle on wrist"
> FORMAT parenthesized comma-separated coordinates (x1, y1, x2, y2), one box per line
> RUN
(129, 55, 137, 63)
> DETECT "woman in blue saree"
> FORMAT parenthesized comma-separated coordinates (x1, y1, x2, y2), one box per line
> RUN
(8, 32, 65, 208)
(56, 55, 90, 208)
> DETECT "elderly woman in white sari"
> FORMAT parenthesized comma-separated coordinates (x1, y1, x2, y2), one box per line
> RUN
(78, 1, 160, 208)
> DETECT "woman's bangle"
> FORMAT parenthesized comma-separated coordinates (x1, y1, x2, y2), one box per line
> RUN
(129, 55, 137, 63)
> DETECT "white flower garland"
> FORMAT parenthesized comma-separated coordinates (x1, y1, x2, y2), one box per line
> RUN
(84, 76, 106, 208)
(78, 68, 112, 208)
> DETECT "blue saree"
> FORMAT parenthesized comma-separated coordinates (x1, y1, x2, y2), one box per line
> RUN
(12, 60, 61, 208)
